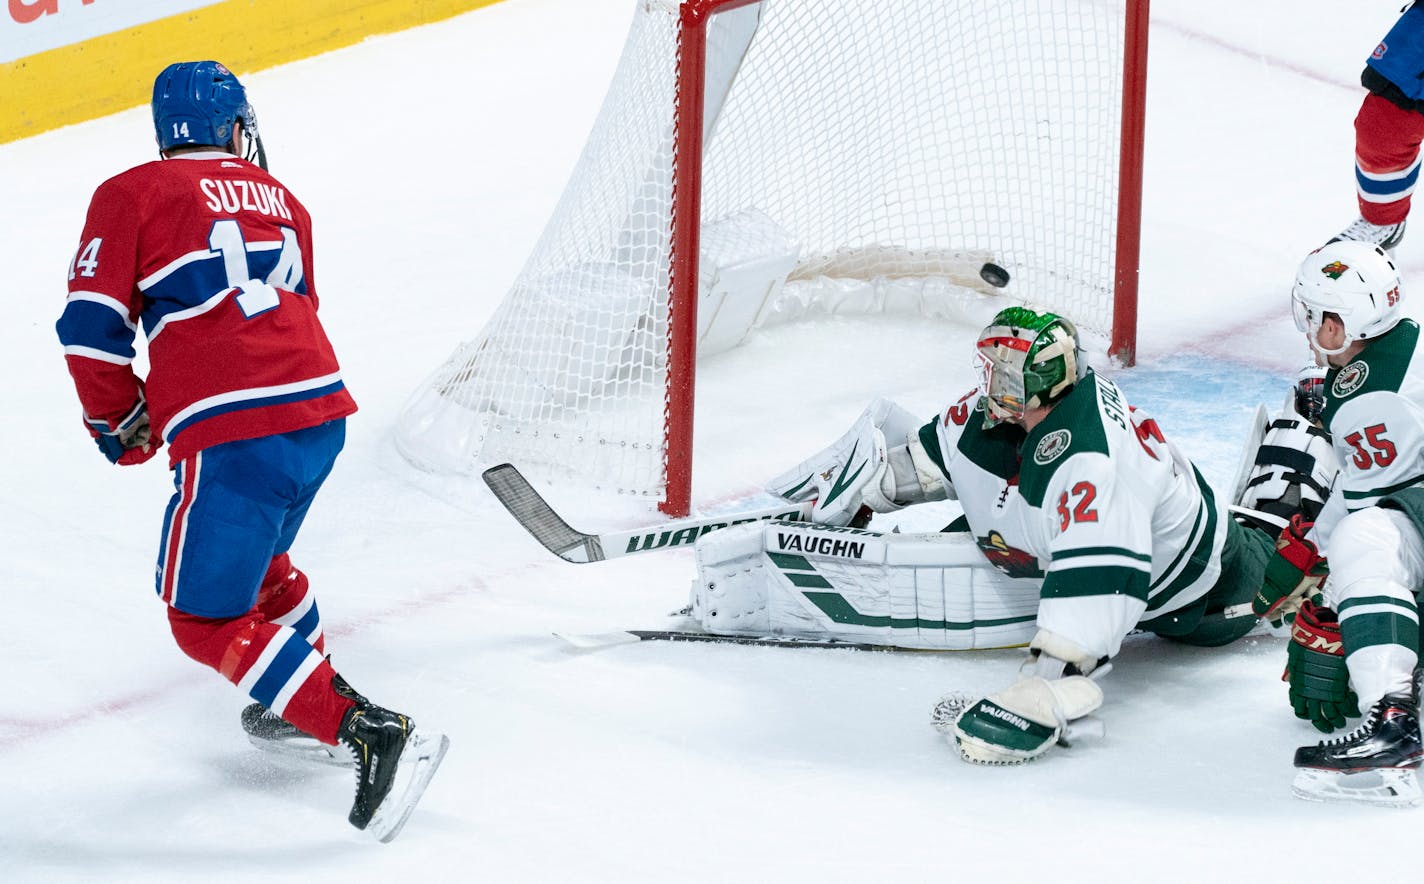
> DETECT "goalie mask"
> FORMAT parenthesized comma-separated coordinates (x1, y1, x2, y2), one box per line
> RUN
(975, 307, 1085, 426)
(1291, 241, 1402, 356)
(152, 61, 267, 169)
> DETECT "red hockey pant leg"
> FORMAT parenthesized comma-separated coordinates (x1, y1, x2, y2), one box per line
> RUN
(1355, 92, 1424, 224)
(254, 553, 327, 656)
(168, 606, 354, 745)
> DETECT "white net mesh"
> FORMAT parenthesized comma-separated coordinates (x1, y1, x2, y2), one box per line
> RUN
(397, 0, 1128, 504)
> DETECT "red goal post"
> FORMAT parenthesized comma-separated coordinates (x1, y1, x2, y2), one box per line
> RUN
(397, 0, 1149, 516)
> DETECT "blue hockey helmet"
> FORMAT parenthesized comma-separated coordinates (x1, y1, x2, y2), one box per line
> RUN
(152, 61, 258, 154)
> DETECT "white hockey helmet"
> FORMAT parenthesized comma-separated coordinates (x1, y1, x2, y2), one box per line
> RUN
(1291, 241, 1403, 356)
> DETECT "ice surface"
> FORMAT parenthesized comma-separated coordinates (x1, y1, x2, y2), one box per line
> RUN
(3, 0, 1422, 880)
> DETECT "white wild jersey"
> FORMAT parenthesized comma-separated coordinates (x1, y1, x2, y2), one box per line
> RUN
(918, 372, 1228, 658)
(1312, 319, 1424, 550)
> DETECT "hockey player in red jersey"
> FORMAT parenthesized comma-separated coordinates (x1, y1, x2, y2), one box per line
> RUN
(1329, 2, 1424, 251)
(56, 61, 447, 842)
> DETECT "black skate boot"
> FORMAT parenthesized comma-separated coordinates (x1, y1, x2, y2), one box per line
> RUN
(241, 703, 351, 767)
(1292, 678, 1423, 807)
(337, 684, 449, 843)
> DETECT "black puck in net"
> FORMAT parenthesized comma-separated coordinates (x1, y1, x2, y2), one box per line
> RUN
(979, 262, 1010, 288)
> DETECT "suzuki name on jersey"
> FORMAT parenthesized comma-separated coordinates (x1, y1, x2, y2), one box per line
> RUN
(200, 178, 294, 221)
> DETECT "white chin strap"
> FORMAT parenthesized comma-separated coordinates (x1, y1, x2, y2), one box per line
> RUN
(1307, 321, 1350, 357)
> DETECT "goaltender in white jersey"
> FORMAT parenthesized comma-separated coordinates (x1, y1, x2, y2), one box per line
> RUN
(692, 306, 1336, 765)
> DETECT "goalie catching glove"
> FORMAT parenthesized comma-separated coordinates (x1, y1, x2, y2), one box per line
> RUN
(1251, 514, 1327, 625)
(952, 676, 1104, 765)
(949, 631, 1106, 764)
(1285, 600, 1360, 733)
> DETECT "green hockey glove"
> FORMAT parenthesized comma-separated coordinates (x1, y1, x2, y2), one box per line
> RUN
(1285, 600, 1360, 733)
(1252, 514, 1327, 625)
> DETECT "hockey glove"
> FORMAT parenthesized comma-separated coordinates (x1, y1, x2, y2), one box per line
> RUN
(85, 396, 161, 466)
(1285, 600, 1359, 733)
(1251, 514, 1327, 624)
(952, 675, 1104, 765)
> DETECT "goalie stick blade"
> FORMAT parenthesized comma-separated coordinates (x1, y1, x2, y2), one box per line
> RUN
(553, 630, 648, 650)
(482, 462, 816, 564)
(482, 463, 604, 563)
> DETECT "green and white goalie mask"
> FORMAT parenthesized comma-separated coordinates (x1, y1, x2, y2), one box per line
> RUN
(974, 306, 1085, 426)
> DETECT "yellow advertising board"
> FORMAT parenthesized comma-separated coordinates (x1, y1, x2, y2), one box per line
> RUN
(2, 0, 503, 143)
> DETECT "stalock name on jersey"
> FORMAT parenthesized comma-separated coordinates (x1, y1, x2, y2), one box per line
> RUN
(199, 178, 294, 221)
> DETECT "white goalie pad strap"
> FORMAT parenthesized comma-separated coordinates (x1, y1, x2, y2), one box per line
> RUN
(768, 398, 928, 524)
(1230, 406, 1339, 529)
(690, 520, 1041, 649)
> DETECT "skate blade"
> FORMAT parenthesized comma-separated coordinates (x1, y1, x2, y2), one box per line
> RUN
(247, 733, 354, 768)
(365, 730, 451, 843)
(1291, 766, 1423, 808)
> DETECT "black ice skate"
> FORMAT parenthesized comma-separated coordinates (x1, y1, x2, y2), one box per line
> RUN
(338, 696, 449, 843)
(1292, 687, 1424, 808)
(1328, 217, 1407, 252)
(240, 702, 351, 767)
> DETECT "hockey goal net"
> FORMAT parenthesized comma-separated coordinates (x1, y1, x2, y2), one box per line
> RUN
(397, 0, 1148, 515)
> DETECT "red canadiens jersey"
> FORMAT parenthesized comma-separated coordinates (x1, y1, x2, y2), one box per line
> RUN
(58, 152, 356, 463)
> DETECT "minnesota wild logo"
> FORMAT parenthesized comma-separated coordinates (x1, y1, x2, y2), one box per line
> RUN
(976, 530, 1043, 578)
(1320, 261, 1350, 280)
(1033, 429, 1072, 465)
(1332, 360, 1369, 397)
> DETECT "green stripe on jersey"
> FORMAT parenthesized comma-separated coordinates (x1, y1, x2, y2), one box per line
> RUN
(1041, 565, 1149, 602)
(1341, 611, 1421, 655)
(1342, 474, 1424, 503)
(1052, 546, 1152, 564)
(1338, 594, 1419, 614)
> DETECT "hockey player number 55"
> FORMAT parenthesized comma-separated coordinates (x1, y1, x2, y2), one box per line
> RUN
(1343, 423, 1395, 470)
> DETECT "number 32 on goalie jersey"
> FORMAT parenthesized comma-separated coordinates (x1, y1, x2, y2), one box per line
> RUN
(1057, 482, 1099, 530)
(1053, 408, 1171, 533)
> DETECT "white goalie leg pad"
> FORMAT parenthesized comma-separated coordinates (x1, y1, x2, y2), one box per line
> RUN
(1229, 404, 1339, 530)
(691, 520, 1041, 649)
(951, 675, 1104, 765)
(767, 398, 928, 525)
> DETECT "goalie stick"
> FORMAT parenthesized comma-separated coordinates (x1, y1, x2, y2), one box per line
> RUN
(482, 463, 814, 563)
(554, 628, 969, 652)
